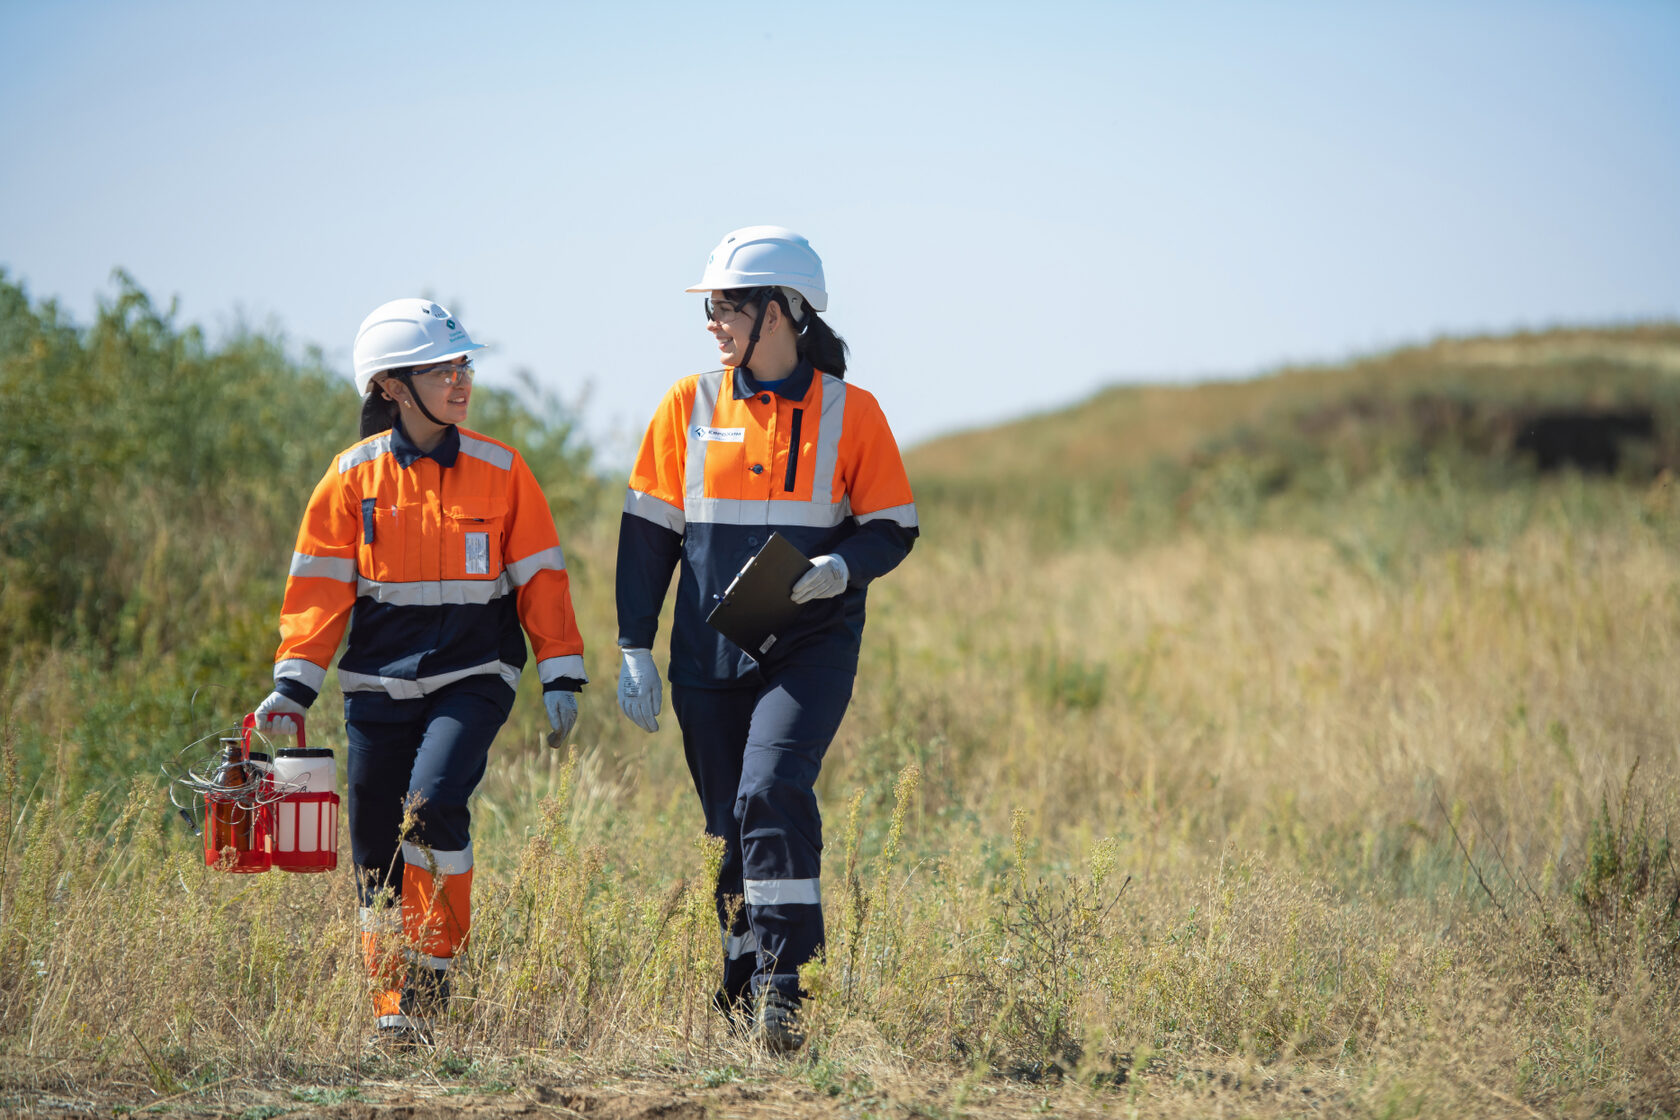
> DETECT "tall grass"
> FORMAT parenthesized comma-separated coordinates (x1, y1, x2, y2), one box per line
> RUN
(1, 277, 1677, 1115)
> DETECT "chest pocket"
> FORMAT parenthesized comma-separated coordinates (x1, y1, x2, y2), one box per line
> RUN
(444, 504, 506, 581)
(358, 496, 419, 583)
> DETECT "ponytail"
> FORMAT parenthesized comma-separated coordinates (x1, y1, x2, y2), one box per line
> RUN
(796, 311, 848, 379)
(360, 388, 399, 438)
(728, 286, 850, 379)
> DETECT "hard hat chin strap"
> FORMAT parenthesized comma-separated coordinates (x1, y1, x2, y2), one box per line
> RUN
(393, 371, 451, 429)
(736, 290, 774, 378)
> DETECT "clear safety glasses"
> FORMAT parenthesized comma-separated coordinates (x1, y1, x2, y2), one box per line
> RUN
(408, 359, 475, 387)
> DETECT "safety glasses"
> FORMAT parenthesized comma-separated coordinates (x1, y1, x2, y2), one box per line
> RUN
(703, 297, 754, 324)
(407, 359, 475, 387)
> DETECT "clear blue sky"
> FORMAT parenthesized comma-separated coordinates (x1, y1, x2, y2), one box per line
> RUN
(3, 1, 1676, 463)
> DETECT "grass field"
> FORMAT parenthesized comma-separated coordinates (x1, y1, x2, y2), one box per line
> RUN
(1, 278, 1676, 1117)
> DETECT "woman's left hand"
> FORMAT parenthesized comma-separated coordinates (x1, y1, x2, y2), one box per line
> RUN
(790, 554, 850, 604)
(544, 690, 579, 748)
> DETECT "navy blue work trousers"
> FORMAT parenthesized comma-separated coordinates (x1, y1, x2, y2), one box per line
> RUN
(672, 665, 855, 1004)
(345, 684, 508, 906)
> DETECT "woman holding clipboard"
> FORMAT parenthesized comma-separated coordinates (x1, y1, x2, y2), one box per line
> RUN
(614, 227, 918, 1051)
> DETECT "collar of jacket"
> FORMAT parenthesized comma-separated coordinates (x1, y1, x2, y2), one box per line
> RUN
(389, 421, 461, 469)
(732, 360, 815, 402)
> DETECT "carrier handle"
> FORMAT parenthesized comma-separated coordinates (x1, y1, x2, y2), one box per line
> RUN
(242, 711, 307, 758)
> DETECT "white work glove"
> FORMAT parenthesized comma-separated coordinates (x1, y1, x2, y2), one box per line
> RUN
(254, 690, 307, 735)
(790, 554, 850, 604)
(617, 647, 662, 733)
(544, 690, 578, 749)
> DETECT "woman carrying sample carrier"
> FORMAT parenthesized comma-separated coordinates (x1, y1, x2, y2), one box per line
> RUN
(253, 298, 588, 1044)
(614, 227, 918, 1051)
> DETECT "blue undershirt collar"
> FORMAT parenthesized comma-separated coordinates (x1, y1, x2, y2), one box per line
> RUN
(733, 360, 815, 402)
(389, 421, 460, 469)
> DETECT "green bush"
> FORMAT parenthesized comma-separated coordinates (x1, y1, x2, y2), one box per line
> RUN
(0, 271, 595, 792)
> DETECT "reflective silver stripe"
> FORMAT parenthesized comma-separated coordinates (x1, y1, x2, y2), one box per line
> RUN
(505, 546, 565, 587)
(402, 840, 473, 875)
(537, 655, 587, 684)
(339, 435, 392, 474)
(458, 434, 515, 470)
(356, 574, 512, 606)
(377, 1013, 428, 1031)
(807, 375, 848, 504)
(275, 659, 326, 691)
(685, 497, 848, 528)
(624, 488, 685, 533)
(338, 659, 520, 700)
(855, 502, 919, 528)
(679, 371, 849, 527)
(289, 551, 357, 582)
(684, 371, 727, 506)
(724, 929, 760, 961)
(359, 905, 401, 932)
(403, 947, 454, 970)
(744, 878, 822, 906)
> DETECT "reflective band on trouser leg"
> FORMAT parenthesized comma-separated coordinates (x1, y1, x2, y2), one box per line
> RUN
(724, 927, 761, 961)
(402, 859, 474, 963)
(744, 878, 822, 905)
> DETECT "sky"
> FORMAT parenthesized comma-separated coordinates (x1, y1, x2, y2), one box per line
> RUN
(2, 0, 1677, 466)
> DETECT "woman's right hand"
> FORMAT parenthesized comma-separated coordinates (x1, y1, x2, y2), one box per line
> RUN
(617, 648, 662, 733)
(255, 690, 307, 735)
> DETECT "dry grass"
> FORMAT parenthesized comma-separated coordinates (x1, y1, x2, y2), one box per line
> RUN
(2, 478, 1678, 1118)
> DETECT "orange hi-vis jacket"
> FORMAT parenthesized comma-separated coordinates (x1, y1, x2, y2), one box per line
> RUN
(271, 423, 586, 710)
(617, 362, 917, 686)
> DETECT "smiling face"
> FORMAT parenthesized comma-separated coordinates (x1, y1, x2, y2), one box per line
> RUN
(704, 289, 801, 380)
(705, 290, 760, 367)
(410, 357, 474, 425)
(378, 356, 474, 429)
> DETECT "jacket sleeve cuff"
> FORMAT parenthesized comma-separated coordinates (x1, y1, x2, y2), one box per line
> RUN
(273, 678, 319, 708)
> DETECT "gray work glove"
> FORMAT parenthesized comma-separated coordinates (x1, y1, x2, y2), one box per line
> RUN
(544, 690, 578, 749)
(254, 690, 307, 735)
(790, 554, 849, 604)
(617, 647, 662, 733)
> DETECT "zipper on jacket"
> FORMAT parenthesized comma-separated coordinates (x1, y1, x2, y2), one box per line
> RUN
(361, 498, 377, 544)
(784, 408, 804, 492)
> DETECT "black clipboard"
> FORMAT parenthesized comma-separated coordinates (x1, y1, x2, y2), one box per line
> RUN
(705, 532, 814, 656)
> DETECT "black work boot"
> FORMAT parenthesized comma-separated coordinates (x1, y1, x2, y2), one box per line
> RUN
(389, 964, 449, 1043)
(753, 989, 805, 1054)
(371, 1019, 431, 1050)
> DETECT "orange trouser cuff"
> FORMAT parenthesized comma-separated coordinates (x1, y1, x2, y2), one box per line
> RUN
(401, 863, 473, 961)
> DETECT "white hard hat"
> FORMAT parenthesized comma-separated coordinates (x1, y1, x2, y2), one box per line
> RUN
(686, 226, 828, 313)
(352, 298, 486, 396)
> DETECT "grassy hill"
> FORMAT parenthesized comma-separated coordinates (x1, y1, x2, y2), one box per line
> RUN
(906, 324, 1680, 569)
(910, 324, 1680, 485)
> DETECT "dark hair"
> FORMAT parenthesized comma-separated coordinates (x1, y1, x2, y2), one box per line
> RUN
(797, 310, 848, 379)
(728, 287, 849, 378)
(360, 385, 400, 438)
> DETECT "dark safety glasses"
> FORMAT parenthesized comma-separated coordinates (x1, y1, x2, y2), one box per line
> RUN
(703, 297, 753, 323)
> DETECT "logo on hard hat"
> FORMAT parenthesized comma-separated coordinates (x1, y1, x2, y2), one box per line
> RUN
(446, 319, 457, 330)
